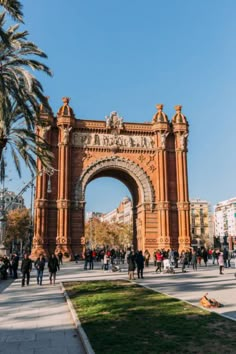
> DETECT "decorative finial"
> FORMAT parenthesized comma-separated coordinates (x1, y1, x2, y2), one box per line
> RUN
(62, 97, 70, 105)
(156, 104, 164, 112)
(57, 97, 74, 117)
(175, 105, 182, 113)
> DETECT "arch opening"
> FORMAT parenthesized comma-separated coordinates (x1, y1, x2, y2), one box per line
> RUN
(85, 177, 135, 250)
(74, 156, 155, 253)
(74, 156, 155, 209)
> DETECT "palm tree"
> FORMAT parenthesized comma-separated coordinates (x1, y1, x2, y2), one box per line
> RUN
(0, 0, 23, 22)
(0, 12, 52, 160)
(0, 96, 53, 181)
(0, 0, 23, 43)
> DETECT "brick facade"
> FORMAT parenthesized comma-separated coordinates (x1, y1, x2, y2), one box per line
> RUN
(31, 100, 191, 259)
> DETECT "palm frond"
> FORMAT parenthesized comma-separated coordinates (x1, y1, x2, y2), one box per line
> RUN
(0, 0, 24, 23)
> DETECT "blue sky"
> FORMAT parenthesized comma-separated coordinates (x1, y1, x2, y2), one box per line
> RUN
(4, 0, 236, 212)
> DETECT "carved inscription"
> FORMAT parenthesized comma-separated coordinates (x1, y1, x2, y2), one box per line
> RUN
(72, 132, 155, 149)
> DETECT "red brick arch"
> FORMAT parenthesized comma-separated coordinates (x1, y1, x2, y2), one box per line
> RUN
(31, 101, 191, 259)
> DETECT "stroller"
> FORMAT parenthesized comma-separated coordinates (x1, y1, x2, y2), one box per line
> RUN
(112, 264, 121, 272)
(163, 259, 175, 274)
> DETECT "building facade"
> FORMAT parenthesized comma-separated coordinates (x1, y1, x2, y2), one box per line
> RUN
(190, 199, 213, 246)
(0, 189, 25, 211)
(100, 196, 132, 224)
(32, 99, 191, 259)
(214, 197, 236, 249)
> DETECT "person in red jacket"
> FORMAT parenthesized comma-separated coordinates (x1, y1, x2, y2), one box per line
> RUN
(155, 250, 163, 273)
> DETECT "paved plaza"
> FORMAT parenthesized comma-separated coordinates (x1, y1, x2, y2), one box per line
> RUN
(0, 259, 236, 353)
(0, 273, 85, 354)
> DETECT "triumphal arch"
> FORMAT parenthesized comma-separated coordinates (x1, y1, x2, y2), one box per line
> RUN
(31, 98, 191, 258)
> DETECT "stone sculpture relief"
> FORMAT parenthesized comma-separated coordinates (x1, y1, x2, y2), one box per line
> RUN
(72, 132, 155, 149)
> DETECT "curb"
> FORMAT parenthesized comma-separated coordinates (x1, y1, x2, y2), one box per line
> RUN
(60, 283, 95, 354)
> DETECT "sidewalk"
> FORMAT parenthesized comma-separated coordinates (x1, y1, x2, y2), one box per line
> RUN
(1, 260, 235, 354)
(0, 271, 85, 354)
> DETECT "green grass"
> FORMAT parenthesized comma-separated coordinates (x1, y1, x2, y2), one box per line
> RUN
(64, 280, 236, 354)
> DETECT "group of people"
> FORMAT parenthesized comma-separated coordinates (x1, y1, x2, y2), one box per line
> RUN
(127, 250, 145, 280)
(21, 253, 61, 287)
(151, 247, 234, 275)
(83, 248, 127, 271)
(81, 246, 235, 278)
(0, 254, 19, 280)
(0, 252, 63, 287)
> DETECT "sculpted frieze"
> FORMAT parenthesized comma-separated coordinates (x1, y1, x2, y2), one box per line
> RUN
(72, 132, 155, 149)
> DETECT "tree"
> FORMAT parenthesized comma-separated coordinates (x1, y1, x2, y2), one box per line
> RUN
(4, 207, 30, 250)
(85, 218, 133, 249)
(0, 3, 53, 177)
(0, 100, 53, 180)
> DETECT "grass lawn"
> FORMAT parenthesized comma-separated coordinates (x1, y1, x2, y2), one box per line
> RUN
(64, 280, 236, 354)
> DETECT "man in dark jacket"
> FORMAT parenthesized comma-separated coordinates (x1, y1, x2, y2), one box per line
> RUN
(48, 254, 59, 285)
(12, 254, 19, 279)
(35, 255, 45, 285)
(21, 254, 32, 287)
(136, 251, 145, 279)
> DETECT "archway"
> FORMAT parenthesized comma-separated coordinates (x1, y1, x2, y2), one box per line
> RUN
(74, 155, 155, 252)
(85, 177, 133, 250)
(31, 100, 191, 259)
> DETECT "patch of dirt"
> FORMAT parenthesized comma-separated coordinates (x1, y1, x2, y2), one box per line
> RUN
(185, 314, 201, 320)
(154, 330, 176, 339)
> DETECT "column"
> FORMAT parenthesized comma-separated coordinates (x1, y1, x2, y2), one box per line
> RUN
(152, 104, 171, 249)
(172, 105, 191, 251)
(31, 121, 52, 258)
(55, 97, 75, 257)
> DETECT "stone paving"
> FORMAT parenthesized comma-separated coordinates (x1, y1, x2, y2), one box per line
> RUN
(0, 270, 85, 354)
(0, 258, 236, 354)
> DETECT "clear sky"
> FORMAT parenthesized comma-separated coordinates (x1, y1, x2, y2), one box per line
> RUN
(4, 0, 236, 212)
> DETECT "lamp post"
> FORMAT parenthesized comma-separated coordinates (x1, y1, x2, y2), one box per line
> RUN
(0, 188, 7, 255)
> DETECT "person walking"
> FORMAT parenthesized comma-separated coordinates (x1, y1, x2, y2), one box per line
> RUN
(212, 250, 217, 265)
(48, 254, 60, 285)
(136, 251, 145, 279)
(181, 251, 188, 273)
(144, 250, 150, 267)
(12, 254, 19, 279)
(196, 249, 202, 266)
(218, 252, 224, 275)
(21, 254, 32, 287)
(35, 255, 45, 285)
(89, 249, 94, 270)
(191, 250, 197, 271)
(202, 249, 208, 267)
(84, 248, 91, 270)
(127, 251, 136, 280)
(103, 253, 109, 271)
(155, 250, 163, 273)
(57, 251, 63, 266)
